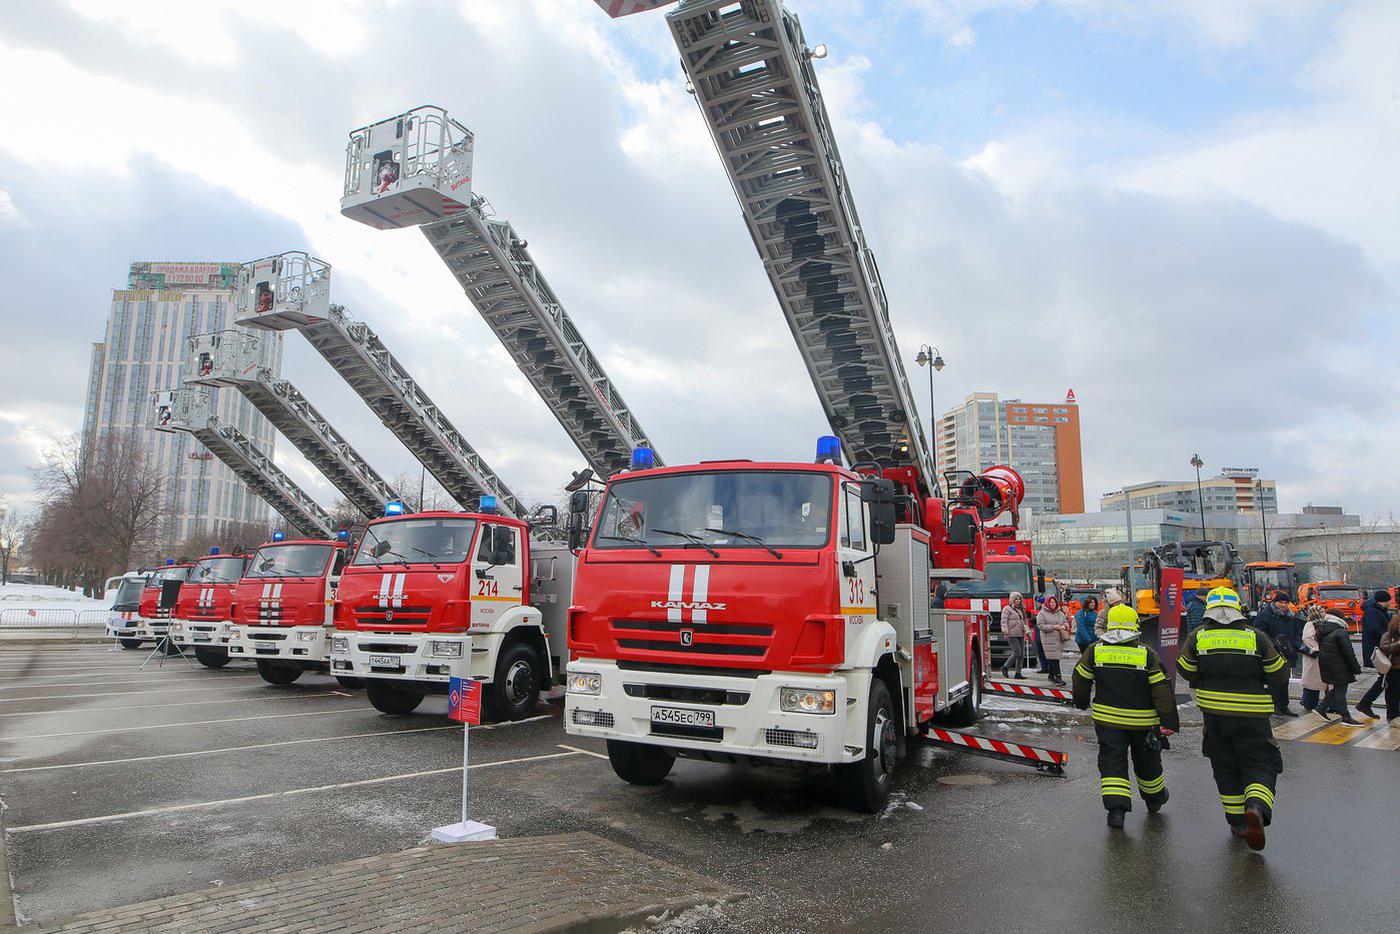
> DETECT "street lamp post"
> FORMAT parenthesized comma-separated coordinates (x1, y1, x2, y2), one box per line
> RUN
(1190, 453, 1207, 539)
(914, 344, 945, 476)
(1257, 479, 1270, 561)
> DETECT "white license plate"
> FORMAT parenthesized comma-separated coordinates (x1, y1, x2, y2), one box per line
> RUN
(650, 705, 715, 728)
(254, 640, 275, 647)
(369, 654, 401, 669)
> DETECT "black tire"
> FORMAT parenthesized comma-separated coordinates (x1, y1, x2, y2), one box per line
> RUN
(486, 642, 541, 722)
(366, 680, 425, 715)
(118, 639, 143, 650)
(835, 678, 898, 813)
(193, 647, 229, 669)
(161, 637, 182, 657)
(256, 660, 303, 685)
(606, 739, 675, 785)
(335, 676, 365, 690)
(941, 656, 983, 728)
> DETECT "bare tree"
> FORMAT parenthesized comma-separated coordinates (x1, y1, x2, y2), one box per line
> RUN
(0, 499, 23, 585)
(390, 470, 453, 513)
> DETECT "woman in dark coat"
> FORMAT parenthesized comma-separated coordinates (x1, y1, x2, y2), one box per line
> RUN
(1315, 612, 1363, 724)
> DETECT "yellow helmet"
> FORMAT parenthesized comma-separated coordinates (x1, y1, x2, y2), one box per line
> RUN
(1204, 586, 1245, 622)
(1105, 603, 1140, 631)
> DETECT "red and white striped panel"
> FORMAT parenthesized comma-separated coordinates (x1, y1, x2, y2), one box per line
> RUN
(924, 727, 1068, 767)
(440, 197, 467, 216)
(593, 0, 674, 17)
(982, 679, 1075, 702)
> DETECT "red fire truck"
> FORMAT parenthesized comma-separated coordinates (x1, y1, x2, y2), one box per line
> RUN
(564, 442, 990, 812)
(168, 549, 252, 669)
(134, 561, 192, 651)
(328, 500, 573, 719)
(225, 533, 352, 685)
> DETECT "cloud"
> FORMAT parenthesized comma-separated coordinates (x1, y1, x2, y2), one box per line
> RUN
(0, 0, 1394, 527)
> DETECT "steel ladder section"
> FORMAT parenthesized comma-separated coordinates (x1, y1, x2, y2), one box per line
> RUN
(188, 421, 335, 538)
(421, 199, 661, 477)
(297, 306, 525, 518)
(667, 0, 935, 493)
(234, 376, 400, 520)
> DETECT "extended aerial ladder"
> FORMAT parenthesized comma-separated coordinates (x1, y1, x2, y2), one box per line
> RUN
(150, 389, 335, 538)
(340, 106, 661, 477)
(187, 328, 401, 520)
(232, 253, 526, 518)
(598, 0, 932, 498)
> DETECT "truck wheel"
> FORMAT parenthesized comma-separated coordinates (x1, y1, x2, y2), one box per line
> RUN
(835, 679, 898, 813)
(118, 639, 142, 650)
(366, 680, 424, 715)
(335, 676, 365, 690)
(606, 740, 675, 785)
(486, 642, 540, 722)
(942, 657, 982, 728)
(256, 660, 302, 685)
(193, 648, 229, 669)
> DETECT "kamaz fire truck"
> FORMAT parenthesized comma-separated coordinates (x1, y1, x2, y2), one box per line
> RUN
(225, 533, 352, 686)
(107, 570, 152, 649)
(168, 549, 251, 669)
(329, 500, 573, 719)
(135, 561, 192, 651)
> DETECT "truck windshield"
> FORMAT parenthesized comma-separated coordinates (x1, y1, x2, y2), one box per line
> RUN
(1318, 586, 1361, 601)
(247, 544, 334, 578)
(593, 470, 833, 550)
(145, 566, 190, 589)
(191, 557, 247, 584)
(113, 578, 146, 609)
(946, 561, 1034, 597)
(352, 518, 478, 566)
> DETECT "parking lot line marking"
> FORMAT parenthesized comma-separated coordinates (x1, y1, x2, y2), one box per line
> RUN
(10, 708, 370, 741)
(0, 674, 258, 690)
(3, 750, 586, 833)
(0, 690, 350, 718)
(0, 684, 294, 703)
(0, 725, 465, 774)
(556, 743, 610, 761)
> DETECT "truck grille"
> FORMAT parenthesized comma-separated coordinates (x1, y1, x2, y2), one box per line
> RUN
(353, 607, 431, 627)
(247, 630, 288, 641)
(571, 709, 615, 728)
(359, 641, 417, 654)
(254, 608, 286, 624)
(623, 684, 750, 706)
(765, 728, 819, 750)
(610, 619, 772, 661)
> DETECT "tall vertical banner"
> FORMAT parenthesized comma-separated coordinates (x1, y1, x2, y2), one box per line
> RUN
(1156, 568, 1185, 695)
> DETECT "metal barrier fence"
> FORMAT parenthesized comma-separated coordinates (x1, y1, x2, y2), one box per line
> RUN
(0, 607, 110, 637)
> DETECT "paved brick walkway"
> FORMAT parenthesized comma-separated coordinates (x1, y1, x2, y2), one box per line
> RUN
(33, 833, 738, 933)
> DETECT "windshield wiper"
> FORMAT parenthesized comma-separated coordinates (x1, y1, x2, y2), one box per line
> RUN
(652, 529, 720, 558)
(597, 534, 661, 556)
(409, 547, 444, 570)
(704, 527, 782, 558)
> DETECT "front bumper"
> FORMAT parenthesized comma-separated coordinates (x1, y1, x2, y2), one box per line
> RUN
(563, 660, 863, 765)
(167, 620, 230, 647)
(329, 630, 472, 683)
(227, 625, 329, 663)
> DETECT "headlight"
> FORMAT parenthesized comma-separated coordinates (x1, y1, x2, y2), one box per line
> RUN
(781, 687, 836, 715)
(428, 640, 462, 658)
(331, 636, 349, 653)
(297, 631, 319, 642)
(568, 671, 601, 695)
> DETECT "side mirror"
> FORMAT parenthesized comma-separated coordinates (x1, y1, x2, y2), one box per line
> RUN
(569, 490, 589, 516)
(567, 510, 587, 552)
(1037, 570, 1047, 594)
(946, 511, 977, 546)
(860, 478, 898, 546)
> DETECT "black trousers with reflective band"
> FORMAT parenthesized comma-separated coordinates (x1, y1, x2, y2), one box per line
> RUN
(1095, 724, 1166, 812)
(1201, 712, 1282, 826)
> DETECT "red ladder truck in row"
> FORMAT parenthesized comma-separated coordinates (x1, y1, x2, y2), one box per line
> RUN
(224, 533, 355, 686)
(168, 549, 251, 669)
(571, 0, 1028, 810)
(133, 561, 192, 651)
(328, 499, 574, 719)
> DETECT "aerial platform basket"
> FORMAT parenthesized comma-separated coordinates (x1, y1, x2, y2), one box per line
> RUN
(341, 105, 474, 230)
(186, 329, 263, 388)
(150, 388, 211, 433)
(234, 252, 332, 331)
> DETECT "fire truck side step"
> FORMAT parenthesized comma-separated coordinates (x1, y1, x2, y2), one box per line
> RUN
(981, 679, 1076, 705)
(920, 727, 1068, 775)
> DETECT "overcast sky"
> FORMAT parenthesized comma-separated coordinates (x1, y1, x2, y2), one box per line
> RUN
(1, 0, 1396, 520)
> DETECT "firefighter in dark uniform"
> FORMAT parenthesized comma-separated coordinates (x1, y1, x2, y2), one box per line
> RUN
(1177, 586, 1290, 851)
(1072, 603, 1179, 828)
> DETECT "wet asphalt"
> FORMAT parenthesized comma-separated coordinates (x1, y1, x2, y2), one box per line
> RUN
(0, 643, 1392, 932)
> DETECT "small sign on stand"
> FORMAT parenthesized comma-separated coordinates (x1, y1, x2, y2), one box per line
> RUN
(431, 675, 496, 843)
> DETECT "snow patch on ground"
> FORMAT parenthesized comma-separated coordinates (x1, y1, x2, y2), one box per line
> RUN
(0, 582, 106, 611)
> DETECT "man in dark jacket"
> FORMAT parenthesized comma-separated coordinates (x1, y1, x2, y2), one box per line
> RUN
(1357, 591, 1392, 718)
(1316, 612, 1364, 724)
(1254, 595, 1300, 717)
(1184, 590, 1207, 632)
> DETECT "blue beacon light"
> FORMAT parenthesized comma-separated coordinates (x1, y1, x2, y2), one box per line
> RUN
(815, 435, 841, 463)
(480, 495, 498, 515)
(630, 447, 656, 470)
(384, 500, 406, 517)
